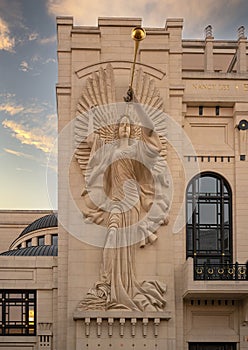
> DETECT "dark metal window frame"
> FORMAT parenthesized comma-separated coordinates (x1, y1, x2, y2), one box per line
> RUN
(26, 239, 32, 247)
(199, 106, 204, 115)
(189, 342, 236, 350)
(186, 172, 233, 264)
(38, 236, 45, 246)
(0, 290, 36, 336)
(51, 234, 58, 246)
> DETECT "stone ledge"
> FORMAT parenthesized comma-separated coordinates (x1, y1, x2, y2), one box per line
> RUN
(98, 17, 142, 27)
(73, 310, 171, 320)
(56, 16, 73, 25)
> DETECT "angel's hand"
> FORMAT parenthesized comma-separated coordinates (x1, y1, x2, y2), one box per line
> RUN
(108, 227, 117, 237)
(124, 87, 133, 102)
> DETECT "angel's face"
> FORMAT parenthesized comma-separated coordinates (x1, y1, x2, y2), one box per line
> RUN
(118, 116, 131, 139)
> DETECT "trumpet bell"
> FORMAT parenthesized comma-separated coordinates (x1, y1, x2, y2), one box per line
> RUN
(131, 27, 146, 41)
(124, 26, 146, 101)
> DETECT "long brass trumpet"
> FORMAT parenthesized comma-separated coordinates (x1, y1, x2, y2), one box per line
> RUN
(124, 27, 146, 102)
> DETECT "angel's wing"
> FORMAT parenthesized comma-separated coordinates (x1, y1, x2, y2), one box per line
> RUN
(134, 68, 167, 160)
(75, 64, 117, 171)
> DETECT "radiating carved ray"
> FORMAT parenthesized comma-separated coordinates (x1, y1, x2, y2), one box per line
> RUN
(75, 64, 167, 172)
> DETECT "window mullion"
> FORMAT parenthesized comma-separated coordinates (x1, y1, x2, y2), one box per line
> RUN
(192, 180, 197, 257)
(2, 292, 6, 335)
(220, 178, 225, 261)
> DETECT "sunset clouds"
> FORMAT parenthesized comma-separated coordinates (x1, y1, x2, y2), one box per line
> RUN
(0, 17, 15, 51)
(2, 119, 55, 153)
(2, 110, 57, 154)
(47, 0, 248, 38)
(1, 96, 57, 156)
(0, 1, 58, 208)
(0, 0, 247, 209)
(0, 103, 24, 115)
(3, 148, 35, 160)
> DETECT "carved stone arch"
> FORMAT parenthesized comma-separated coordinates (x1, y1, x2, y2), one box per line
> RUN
(75, 60, 166, 81)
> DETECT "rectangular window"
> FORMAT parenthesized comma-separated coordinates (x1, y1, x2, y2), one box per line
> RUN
(0, 290, 36, 336)
(51, 234, 58, 246)
(38, 236, 45, 246)
(215, 106, 220, 116)
(199, 106, 203, 116)
(26, 239, 32, 247)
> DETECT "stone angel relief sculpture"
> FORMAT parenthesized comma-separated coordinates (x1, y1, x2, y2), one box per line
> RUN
(75, 64, 170, 311)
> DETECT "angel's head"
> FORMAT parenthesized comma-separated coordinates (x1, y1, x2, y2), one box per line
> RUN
(113, 115, 141, 142)
(118, 116, 131, 139)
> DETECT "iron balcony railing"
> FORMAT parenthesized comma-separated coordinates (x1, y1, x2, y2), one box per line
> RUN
(194, 262, 248, 280)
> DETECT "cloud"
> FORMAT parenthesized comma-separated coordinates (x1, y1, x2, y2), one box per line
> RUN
(44, 113, 57, 132)
(2, 119, 55, 153)
(39, 35, 56, 45)
(0, 100, 48, 117)
(16, 167, 33, 172)
(0, 17, 15, 51)
(24, 106, 46, 115)
(0, 0, 23, 26)
(0, 96, 55, 119)
(28, 32, 39, 41)
(0, 102, 24, 115)
(47, 0, 248, 39)
(4, 148, 35, 160)
(18, 55, 56, 74)
(0, 93, 16, 99)
(2, 108, 57, 173)
(27, 33, 56, 45)
(44, 58, 56, 64)
(19, 60, 32, 72)
(4, 146, 57, 173)
(31, 54, 41, 62)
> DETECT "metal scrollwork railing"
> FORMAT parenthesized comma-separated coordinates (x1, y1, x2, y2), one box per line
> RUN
(194, 262, 248, 280)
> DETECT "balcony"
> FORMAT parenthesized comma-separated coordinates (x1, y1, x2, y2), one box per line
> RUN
(194, 261, 248, 281)
(183, 258, 248, 299)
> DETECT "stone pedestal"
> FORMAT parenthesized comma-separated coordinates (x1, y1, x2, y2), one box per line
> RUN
(74, 311, 172, 350)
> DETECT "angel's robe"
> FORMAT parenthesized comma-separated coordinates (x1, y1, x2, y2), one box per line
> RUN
(80, 128, 169, 311)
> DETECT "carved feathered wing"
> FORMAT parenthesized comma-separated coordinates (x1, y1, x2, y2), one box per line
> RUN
(75, 64, 117, 171)
(133, 68, 167, 160)
(74, 64, 167, 172)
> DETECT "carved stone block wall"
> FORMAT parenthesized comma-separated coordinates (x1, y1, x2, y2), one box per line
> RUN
(38, 323, 52, 350)
(74, 311, 173, 350)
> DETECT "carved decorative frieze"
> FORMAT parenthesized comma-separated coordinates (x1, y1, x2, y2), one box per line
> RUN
(74, 64, 170, 312)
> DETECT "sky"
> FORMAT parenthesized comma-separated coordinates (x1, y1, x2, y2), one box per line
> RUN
(0, 0, 247, 210)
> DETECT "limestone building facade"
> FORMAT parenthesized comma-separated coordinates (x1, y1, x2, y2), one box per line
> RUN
(0, 210, 58, 350)
(0, 16, 248, 350)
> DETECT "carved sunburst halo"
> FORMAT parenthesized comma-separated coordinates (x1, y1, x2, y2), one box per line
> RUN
(74, 63, 167, 172)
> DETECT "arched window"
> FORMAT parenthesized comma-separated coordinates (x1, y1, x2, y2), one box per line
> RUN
(186, 173, 232, 264)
